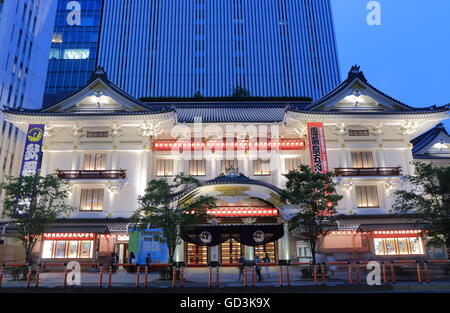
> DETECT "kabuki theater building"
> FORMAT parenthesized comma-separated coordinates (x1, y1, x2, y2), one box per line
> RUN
(2, 66, 450, 265)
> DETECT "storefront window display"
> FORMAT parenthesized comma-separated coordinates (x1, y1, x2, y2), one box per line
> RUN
(42, 240, 94, 259)
(374, 237, 424, 256)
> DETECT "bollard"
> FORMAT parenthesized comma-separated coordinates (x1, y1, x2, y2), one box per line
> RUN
(108, 266, 112, 288)
(279, 266, 283, 287)
(35, 265, 40, 288)
(216, 267, 220, 288)
(251, 266, 255, 287)
(63, 264, 68, 288)
(243, 267, 247, 287)
(313, 264, 318, 286)
(347, 262, 352, 285)
(25, 266, 32, 288)
(180, 266, 185, 288)
(356, 262, 361, 284)
(144, 266, 149, 288)
(416, 262, 422, 284)
(136, 265, 141, 288)
(172, 266, 177, 288)
(390, 263, 396, 284)
(286, 266, 291, 287)
(98, 264, 104, 288)
(382, 262, 387, 284)
(0, 264, 4, 288)
(208, 266, 212, 288)
(321, 263, 326, 285)
(423, 262, 430, 283)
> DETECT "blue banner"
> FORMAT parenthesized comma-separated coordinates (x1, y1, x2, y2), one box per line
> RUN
(135, 228, 169, 264)
(20, 124, 45, 177)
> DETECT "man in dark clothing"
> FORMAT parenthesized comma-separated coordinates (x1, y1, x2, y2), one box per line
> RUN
(238, 254, 246, 281)
(145, 253, 152, 268)
(255, 255, 263, 281)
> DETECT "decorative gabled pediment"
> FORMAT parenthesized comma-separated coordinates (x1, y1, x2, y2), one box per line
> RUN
(43, 67, 148, 113)
(308, 66, 414, 112)
(412, 123, 450, 158)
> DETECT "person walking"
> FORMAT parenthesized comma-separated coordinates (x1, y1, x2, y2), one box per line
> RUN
(145, 253, 152, 270)
(238, 254, 246, 281)
(263, 253, 271, 278)
(255, 255, 263, 282)
(128, 252, 137, 273)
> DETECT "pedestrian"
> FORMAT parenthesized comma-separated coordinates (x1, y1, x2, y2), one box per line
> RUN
(128, 252, 137, 273)
(145, 253, 152, 270)
(263, 253, 271, 278)
(255, 255, 263, 281)
(238, 254, 246, 281)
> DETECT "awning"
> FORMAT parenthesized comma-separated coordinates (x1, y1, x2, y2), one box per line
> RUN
(44, 225, 109, 234)
(357, 223, 428, 232)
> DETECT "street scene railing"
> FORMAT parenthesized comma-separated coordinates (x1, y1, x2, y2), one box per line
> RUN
(334, 167, 402, 177)
(56, 170, 127, 180)
(1, 260, 449, 289)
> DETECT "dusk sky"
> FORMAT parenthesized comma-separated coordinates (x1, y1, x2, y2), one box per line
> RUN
(332, 0, 450, 130)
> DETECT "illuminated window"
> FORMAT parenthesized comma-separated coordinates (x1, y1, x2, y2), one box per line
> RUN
(156, 159, 174, 177)
(83, 154, 106, 171)
(351, 151, 374, 168)
(80, 189, 104, 211)
(253, 159, 270, 176)
(221, 159, 238, 172)
(188, 160, 206, 176)
(63, 49, 90, 60)
(356, 185, 379, 208)
(349, 129, 369, 136)
(284, 158, 302, 173)
(42, 240, 94, 259)
(49, 49, 60, 59)
(52, 32, 63, 43)
(374, 237, 424, 255)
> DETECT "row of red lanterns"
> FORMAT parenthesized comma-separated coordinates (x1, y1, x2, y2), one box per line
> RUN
(153, 139, 305, 151)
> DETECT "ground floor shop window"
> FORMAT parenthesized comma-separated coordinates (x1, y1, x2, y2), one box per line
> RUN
(187, 243, 208, 264)
(220, 239, 242, 264)
(254, 242, 276, 261)
(374, 237, 424, 255)
(42, 240, 94, 259)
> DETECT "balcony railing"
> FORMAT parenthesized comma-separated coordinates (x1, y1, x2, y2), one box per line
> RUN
(56, 170, 127, 180)
(334, 167, 402, 177)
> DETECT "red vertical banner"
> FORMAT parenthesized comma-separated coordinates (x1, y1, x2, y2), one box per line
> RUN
(307, 122, 329, 173)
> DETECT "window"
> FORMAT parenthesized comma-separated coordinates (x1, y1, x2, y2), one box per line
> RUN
(80, 189, 104, 211)
(83, 154, 106, 171)
(253, 159, 270, 176)
(221, 159, 238, 172)
(349, 129, 369, 136)
(52, 32, 63, 43)
(42, 240, 94, 259)
(285, 158, 302, 173)
(374, 237, 424, 256)
(63, 49, 90, 60)
(188, 160, 206, 176)
(351, 151, 374, 168)
(86, 131, 108, 138)
(156, 159, 174, 177)
(356, 186, 379, 208)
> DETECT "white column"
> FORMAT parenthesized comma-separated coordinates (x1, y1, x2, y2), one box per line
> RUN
(174, 240, 185, 264)
(244, 245, 254, 261)
(210, 245, 219, 262)
(277, 222, 291, 263)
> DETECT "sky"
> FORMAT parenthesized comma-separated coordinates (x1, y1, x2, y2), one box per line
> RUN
(331, 0, 450, 129)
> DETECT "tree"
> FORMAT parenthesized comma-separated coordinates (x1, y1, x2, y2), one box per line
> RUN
(1, 175, 73, 264)
(281, 165, 343, 264)
(231, 85, 250, 98)
(132, 173, 217, 266)
(393, 162, 450, 251)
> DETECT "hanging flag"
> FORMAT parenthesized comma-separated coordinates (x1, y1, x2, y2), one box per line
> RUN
(307, 122, 329, 173)
(20, 124, 45, 177)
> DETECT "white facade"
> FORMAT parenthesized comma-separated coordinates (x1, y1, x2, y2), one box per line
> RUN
(3, 67, 450, 262)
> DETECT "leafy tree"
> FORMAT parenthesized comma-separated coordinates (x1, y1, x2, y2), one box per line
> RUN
(393, 162, 450, 251)
(1, 175, 73, 264)
(281, 165, 343, 264)
(231, 85, 250, 98)
(132, 173, 217, 266)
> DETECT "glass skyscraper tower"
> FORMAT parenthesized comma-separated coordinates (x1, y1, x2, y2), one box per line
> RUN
(45, 0, 340, 102)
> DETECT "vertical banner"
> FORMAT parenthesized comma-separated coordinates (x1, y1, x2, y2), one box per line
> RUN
(307, 122, 329, 173)
(20, 124, 45, 177)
